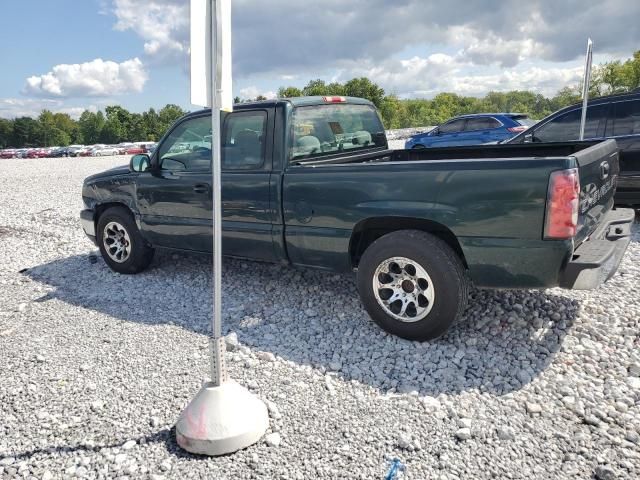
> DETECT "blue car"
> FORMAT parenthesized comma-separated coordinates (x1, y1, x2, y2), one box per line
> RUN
(405, 113, 535, 148)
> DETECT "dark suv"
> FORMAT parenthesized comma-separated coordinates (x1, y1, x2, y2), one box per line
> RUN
(508, 90, 640, 206)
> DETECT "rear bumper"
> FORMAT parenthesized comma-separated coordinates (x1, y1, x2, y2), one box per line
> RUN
(615, 174, 640, 206)
(559, 208, 635, 290)
(80, 209, 97, 245)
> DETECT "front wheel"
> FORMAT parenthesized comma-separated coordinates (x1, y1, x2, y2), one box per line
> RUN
(97, 207, 154, 274)
(357, 230, 468, 341)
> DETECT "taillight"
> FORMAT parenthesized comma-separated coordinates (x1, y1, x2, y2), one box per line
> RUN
(507, 126, 527, 133)
(323, 96, 346, 103)
(544, 168, 580, 239)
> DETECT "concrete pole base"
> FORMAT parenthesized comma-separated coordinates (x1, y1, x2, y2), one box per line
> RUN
(176, 381, 269, 456)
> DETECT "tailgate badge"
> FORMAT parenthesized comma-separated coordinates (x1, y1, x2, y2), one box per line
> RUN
(599, 161, 610, 180)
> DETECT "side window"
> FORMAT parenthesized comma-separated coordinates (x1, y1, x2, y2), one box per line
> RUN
(222, 111, 267, 170)
(439, 119, 466, 134)
(608, 100, 640, 137)
(535, 105, 607, 142)
(158, 116, 212, 172)
(465, 117, 501, 131)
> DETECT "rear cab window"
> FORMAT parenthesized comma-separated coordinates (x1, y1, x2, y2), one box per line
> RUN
(290, 104, 387, 160)
(222, 111, 267, 170)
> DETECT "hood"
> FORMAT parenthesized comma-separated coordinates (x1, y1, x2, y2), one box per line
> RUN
(84, 165, 130, 183)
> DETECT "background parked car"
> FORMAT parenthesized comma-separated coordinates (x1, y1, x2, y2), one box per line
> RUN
(77, 146, 96, 157)
(507, 89, 640, 206)
(92, 146, 120, 156)
(405, 113, 535, 148)
(50, 147, 70, 157)
(67, 146, 85, 157)
(124, 145, 145, 155)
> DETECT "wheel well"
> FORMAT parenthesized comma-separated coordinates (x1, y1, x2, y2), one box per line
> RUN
(94, 202, 135, 225)
(349, 217, 467, 269)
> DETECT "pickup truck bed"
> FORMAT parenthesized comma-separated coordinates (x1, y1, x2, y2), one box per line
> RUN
(286, 140, 623, 288)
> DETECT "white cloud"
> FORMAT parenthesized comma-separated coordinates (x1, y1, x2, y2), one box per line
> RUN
(340, 55, 584, 98)
(239, 86, 276, 100)
(0, 99, 98, 119)
(112, 0, 189, 65)
(25, 58, 148, 98)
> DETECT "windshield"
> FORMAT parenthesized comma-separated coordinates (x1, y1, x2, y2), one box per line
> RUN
(290, 104, 387, 160)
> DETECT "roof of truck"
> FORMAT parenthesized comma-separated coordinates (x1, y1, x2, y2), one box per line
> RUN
(189, 96, 375, 116)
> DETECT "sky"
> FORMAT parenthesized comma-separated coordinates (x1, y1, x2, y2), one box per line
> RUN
(0, 0, 638, 119)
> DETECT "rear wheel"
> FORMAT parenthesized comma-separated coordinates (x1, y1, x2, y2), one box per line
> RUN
(97, 207, 154, 274)
(357, 230, 468, 341)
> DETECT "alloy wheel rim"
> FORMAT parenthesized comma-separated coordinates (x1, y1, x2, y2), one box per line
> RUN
(372, 256, 435, 323)
(103, 221, 132, 264)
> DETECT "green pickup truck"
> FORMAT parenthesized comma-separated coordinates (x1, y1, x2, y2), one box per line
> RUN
(81, 96, 635, 340)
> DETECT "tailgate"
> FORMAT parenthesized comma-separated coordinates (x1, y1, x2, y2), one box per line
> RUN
(572, 139, 620, 245)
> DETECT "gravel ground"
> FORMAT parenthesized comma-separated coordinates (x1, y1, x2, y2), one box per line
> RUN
(0, 155, 639, 480)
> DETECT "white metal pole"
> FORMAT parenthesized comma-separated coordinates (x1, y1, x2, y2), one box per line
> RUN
(210, 0, 227, 387)
(579, 38, 593, 141)
(177, 0, 268, 456)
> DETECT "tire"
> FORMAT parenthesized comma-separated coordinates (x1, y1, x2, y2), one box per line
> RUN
(96, 206, 154, 274)
(357, 230, 468, 341)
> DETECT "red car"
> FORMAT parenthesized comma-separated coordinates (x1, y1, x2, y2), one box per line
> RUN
(124, 146, 146, 155)
(27, 149, 48, 158)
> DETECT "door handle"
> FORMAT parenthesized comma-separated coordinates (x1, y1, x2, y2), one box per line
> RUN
(193, 184, 210, 194)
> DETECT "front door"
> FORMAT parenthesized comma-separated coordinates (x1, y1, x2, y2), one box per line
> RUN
(136, 110, 277, 261)
(137, 114, 213, 252)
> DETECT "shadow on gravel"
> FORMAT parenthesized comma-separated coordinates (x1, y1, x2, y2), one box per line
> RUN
(0, 426, 206, 463)
(24, 251, 581, 397)
(0, 428, 171, 462)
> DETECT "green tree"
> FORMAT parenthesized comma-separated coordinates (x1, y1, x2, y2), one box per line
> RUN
(38, 110, 70, 146)
(53, 113, 81, 144)
(343, 77, 385, 107)
(142, 108, 160, 141)
(129, 113, 147, 141)
(302, 79, 331, 96)
(157, 104, 186, 137)
(0, 118, 14, 148)
(278, 86, 303, 98)
(78, 111, 105, 145)
(100, 116, 124, 144)
(11, 117, 41, 147)
(105, 106, 133, 140)
(621, 50, 640, 90)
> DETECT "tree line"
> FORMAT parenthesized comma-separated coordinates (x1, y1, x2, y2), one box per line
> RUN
(2, 51, 638, 148)
(0, 104, 187, 149)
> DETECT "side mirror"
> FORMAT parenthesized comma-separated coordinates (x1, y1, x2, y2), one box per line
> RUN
(524, 133, 534, 143)
(130, 154, 150, 172)
(431, 128, 439, 136)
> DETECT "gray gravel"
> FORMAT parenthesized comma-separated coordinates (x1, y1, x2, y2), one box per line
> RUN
(0, 155, 639, 480)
